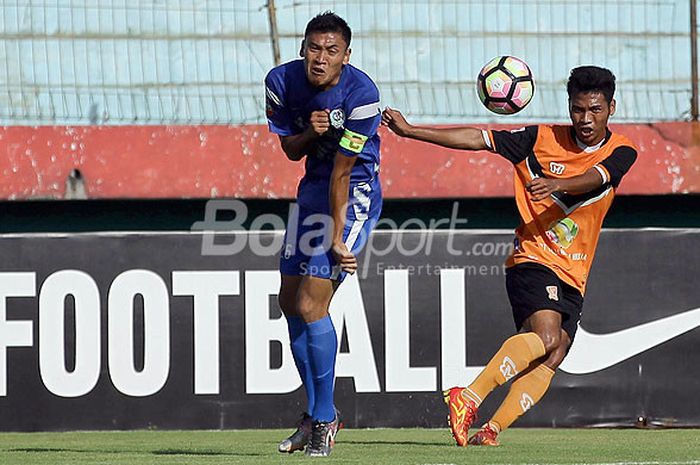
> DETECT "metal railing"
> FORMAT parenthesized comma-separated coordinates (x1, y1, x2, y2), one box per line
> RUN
(0, 0, 696, 125)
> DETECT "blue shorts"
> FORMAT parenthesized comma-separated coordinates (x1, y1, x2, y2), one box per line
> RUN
(280, 182, 381, 282)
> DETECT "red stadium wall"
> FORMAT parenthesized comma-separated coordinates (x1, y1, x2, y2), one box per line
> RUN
(0, 123, 698, 200)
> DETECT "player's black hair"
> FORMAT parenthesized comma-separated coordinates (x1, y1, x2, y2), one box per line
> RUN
(304, 11, 351, 48)
(567, 66, 616, 103)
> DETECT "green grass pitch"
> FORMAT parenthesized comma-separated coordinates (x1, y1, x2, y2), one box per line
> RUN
(0, 428, 699, 465)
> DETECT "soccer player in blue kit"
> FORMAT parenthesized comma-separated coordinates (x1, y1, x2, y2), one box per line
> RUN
(264, 12, 382, 457)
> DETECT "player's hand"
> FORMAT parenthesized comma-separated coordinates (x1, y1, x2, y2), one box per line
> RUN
(526, 177, 562, 201)
(332, 242, 357, 274)
(308, 109, 331, 136)
(381, 107, 413, 138)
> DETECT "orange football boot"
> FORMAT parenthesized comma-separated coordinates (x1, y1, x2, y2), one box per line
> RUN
(468, 423, 500, 446)
(442, 387, 478, 447)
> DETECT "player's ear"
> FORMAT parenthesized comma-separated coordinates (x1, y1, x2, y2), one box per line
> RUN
(299, 39, 305, 57)
(343, 47, 351, 65)
(609, 98, 616, 117)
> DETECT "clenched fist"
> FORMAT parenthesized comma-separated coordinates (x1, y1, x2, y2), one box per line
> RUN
(308, 109, 331, 136)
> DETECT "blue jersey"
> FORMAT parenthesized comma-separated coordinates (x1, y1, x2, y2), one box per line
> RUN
(265, 60, 382, 213)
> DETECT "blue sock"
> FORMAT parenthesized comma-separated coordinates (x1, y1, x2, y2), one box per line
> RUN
(287, 316, 315, 415)
(306, 316, 338, 422)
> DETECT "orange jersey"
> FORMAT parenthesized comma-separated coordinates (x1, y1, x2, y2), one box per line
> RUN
(484, 125, 637, 294)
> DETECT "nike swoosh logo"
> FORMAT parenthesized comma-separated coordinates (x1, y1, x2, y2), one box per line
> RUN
(559, 306, 700, 374)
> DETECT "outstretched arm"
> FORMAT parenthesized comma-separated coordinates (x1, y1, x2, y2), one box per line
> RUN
(382, 107, 488, 151)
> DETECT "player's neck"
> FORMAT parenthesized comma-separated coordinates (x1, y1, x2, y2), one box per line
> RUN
(574, 137, 604, 153)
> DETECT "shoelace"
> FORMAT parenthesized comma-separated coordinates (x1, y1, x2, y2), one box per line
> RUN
(463, 403, 478, 427)
(460, 404, 478, 437)
(309, 422, 330, 449)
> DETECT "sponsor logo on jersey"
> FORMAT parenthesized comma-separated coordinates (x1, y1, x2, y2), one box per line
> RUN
(545, 217, 580, 249)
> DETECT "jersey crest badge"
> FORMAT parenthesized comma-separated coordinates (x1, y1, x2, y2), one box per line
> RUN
(329, 108, 345, 129)
(549, 162, 566, 175)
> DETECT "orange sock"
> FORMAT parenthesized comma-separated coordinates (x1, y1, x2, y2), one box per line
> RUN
(489, 363, 555, 432)
(462, 333, 546, 406)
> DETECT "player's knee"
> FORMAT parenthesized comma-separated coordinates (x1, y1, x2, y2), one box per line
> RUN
(295, 293, 322, 321)
(543, 338, 570, 370)
(537, 330, 561, 354)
